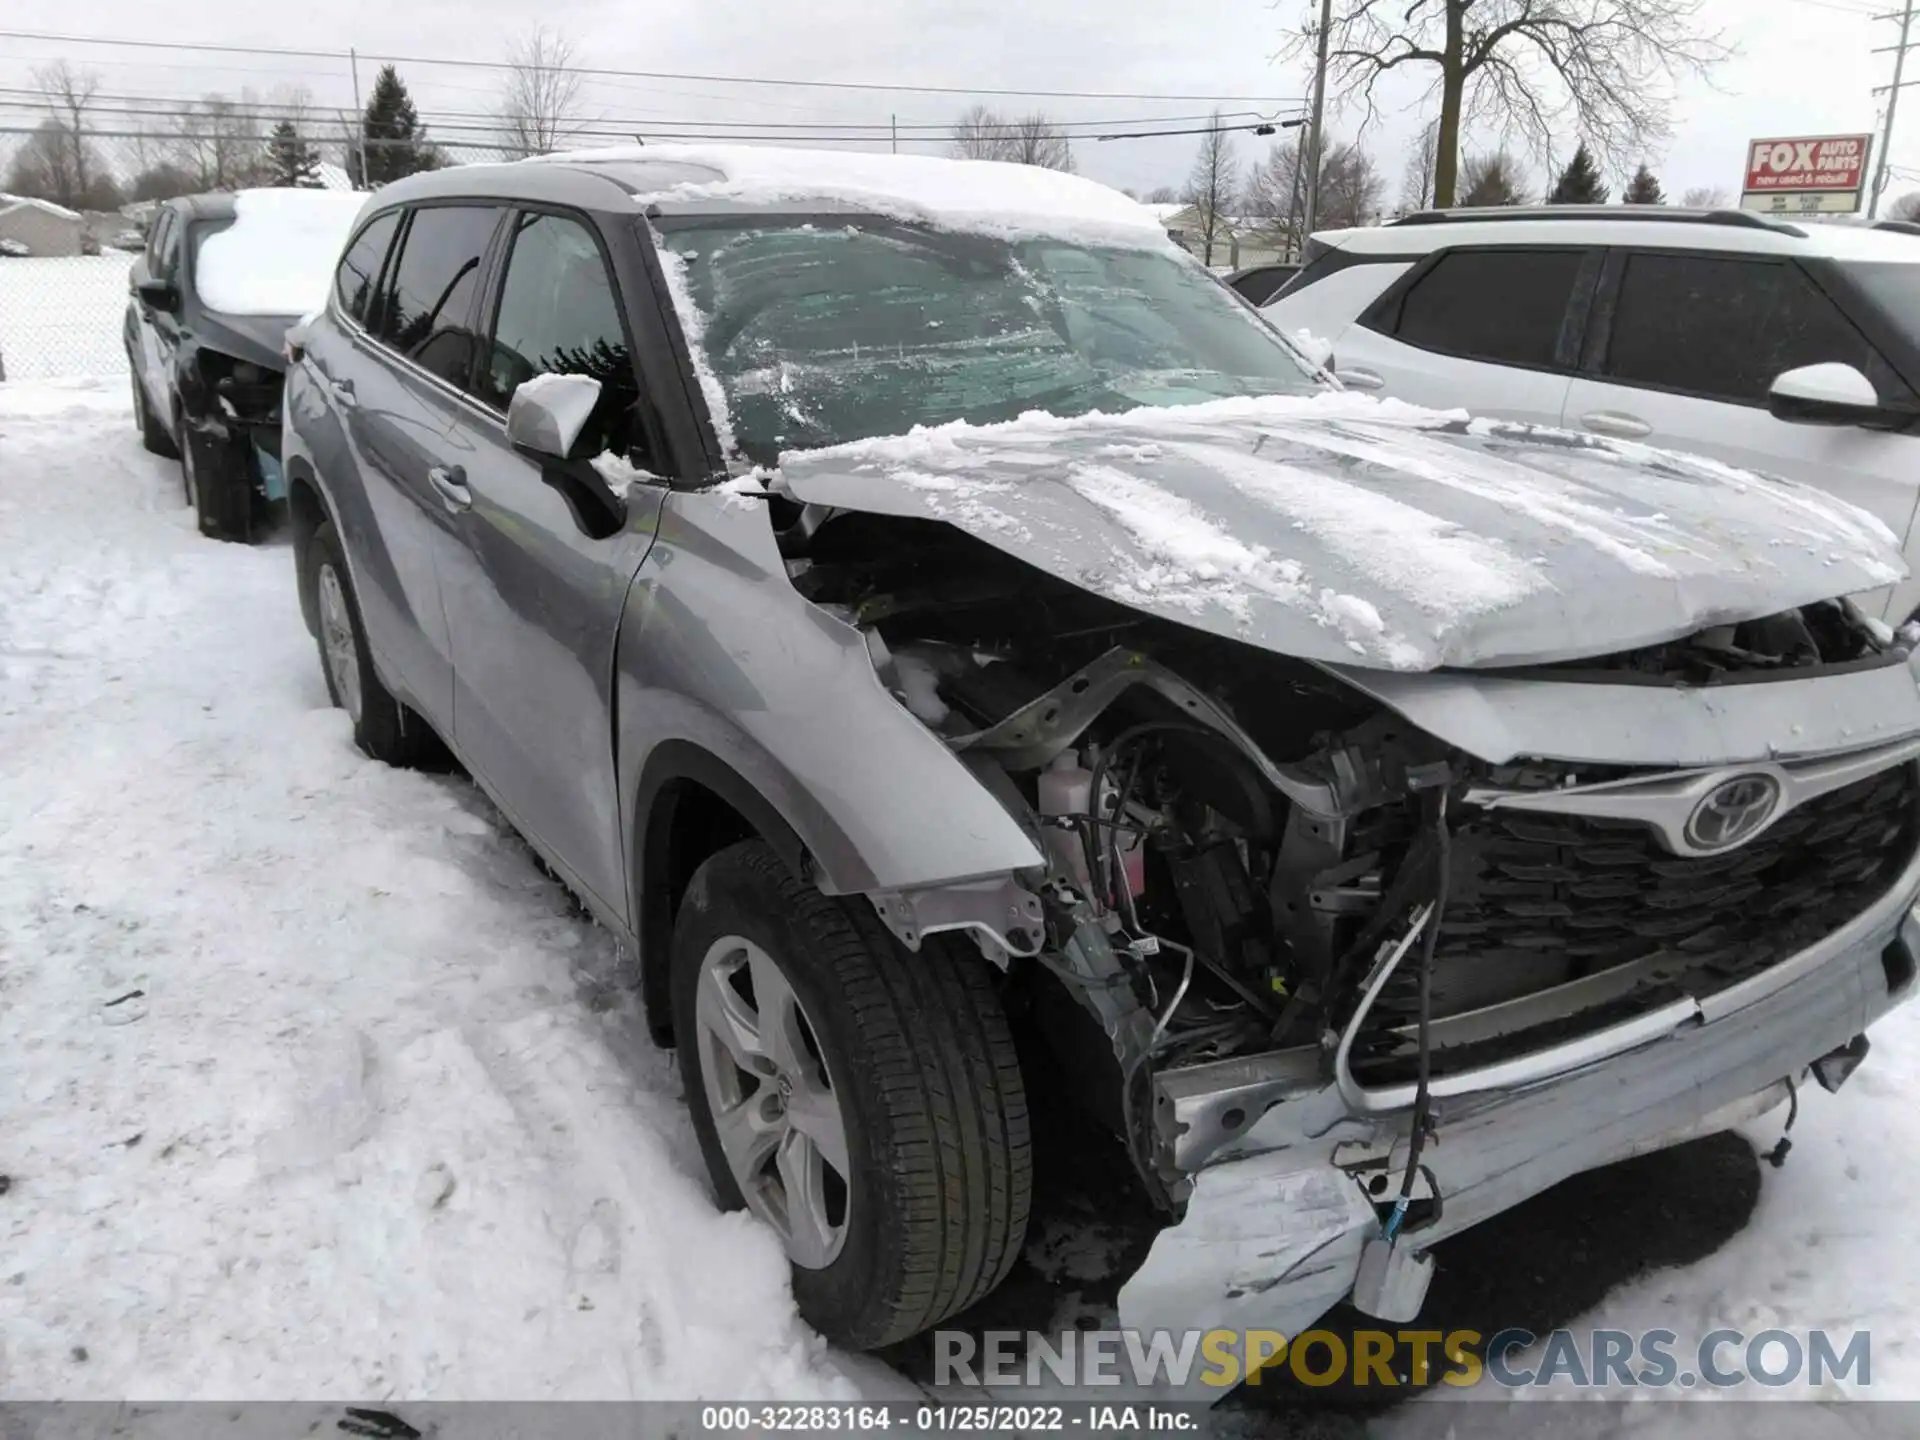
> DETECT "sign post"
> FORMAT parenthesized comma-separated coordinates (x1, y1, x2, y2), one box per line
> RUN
(1740, 134, 1872, 215)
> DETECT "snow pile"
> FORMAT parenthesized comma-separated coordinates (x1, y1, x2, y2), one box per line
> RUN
(195, 189, 367, 317)
(1290, 328, 1334, 366)
(0, 379, 864, 1401)
(553, 144, 1177, 252)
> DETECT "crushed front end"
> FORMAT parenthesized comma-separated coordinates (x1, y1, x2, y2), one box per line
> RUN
(800, 509, 1920, 1345)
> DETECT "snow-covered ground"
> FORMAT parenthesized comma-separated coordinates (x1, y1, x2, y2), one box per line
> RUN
(6, 375, 1920, 1422)
(0, 379, 887, 1401)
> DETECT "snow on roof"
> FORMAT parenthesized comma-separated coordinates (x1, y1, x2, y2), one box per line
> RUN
(0, 193, 82, 222)
(543, 143, 1178, 250)
(194, 188, 368, 317)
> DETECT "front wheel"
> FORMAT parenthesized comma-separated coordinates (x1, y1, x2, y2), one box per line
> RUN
(180, 425, 250, 542)
(130, 370, 178, 458)
(672, 840, 1032, 1349)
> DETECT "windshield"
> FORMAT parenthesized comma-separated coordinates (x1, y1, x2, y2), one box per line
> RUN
(655, 216, 1323, 465)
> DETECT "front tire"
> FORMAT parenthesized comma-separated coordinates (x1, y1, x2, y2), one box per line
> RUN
(181, 425, 251, 543)
(131, 370, 178, 458)
(672, 840, 1032, 1349)
(307, 518, 436, 767)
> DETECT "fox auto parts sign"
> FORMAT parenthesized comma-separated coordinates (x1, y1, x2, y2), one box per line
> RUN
(1741, 133, 1871, 214)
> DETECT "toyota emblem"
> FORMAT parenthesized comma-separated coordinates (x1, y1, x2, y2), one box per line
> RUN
(1684, 774, 1782, 852)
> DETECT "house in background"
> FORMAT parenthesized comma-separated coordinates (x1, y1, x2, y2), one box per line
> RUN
(1149, 203, 1291, 272)
(0, 194, 85, 256)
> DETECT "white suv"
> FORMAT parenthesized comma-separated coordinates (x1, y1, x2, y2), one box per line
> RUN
(1264, 206, 1920, 622)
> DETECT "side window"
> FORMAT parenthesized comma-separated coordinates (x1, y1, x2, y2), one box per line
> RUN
(152, 211, 181, 281)
(1382, 248, 1585, 368)
(476, 211, 642, 462)
(367, 205, 501, 386)
(1603, 252, 1901, 406)
(334, 211, 399, 328)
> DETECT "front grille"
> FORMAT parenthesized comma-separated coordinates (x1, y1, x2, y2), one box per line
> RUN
(1349, 761, 1919, 1083)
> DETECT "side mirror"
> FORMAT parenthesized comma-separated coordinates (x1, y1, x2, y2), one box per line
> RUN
(505, 373, 628, 539)
(135, 277, 178, 312)
(506, 372, 602, 458)
(1769, 362, 1903, 429)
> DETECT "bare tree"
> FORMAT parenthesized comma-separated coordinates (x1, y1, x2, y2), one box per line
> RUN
(172, 93, 267, 190)
(1246, 135, 1383, 252)
(497, 27, 584, 158)
(1183, 112, 1239, 266)
(1002, 112, 1074, 171)
(1146, 184, 1180, 204)
(1283, 0, 1729, 207)
(32, 61, 103, 206)
(951, 104, 1008, 160)
(1400, 118, 1441, 212)
(948, 106, 1073, 170)
(1680, 184, 1729, 208)
(4, 117, 120, 210)
(1459, 148, 1529, 205)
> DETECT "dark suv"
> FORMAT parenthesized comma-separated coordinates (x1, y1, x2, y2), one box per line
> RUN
(127, 189, 363, 540)
(283, 147, 1920, 1359)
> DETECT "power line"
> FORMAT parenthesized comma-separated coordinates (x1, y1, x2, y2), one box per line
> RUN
(0, 29, 1302, 105)
(0, 87, 1273, 134)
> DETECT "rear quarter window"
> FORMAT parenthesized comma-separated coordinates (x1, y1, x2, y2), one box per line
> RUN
(1370, 248, 1585, 369)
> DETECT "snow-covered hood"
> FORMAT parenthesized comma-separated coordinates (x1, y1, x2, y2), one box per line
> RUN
(776, 394, 1906, 671)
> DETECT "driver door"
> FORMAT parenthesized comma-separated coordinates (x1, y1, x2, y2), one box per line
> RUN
(1564, 249, 1920, 617)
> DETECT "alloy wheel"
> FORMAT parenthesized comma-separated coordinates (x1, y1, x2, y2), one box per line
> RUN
(316, 562, 364, 724)
(693, 935, 851, 1268)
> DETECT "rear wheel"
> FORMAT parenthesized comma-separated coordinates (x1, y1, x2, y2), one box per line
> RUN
(307, 518, 437, 767)
(672, 840, 1031, 1348)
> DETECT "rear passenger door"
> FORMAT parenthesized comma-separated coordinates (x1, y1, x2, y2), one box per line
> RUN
(1564, 249, 1920, 613)
(1332, 246, 1593, 423)
(308, 203, 504, 732)
(436, 208, 670, 921)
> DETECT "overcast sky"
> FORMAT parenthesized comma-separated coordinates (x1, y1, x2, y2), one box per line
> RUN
(1, 0, 1911, 208)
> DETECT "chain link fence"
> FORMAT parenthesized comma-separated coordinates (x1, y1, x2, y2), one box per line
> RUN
(0, 128, 519, 381)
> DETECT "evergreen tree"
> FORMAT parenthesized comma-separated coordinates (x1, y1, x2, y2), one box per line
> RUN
(266, 120, 323, 188)
(350, 65, 442, 188)
(1547, 142, 1609, 204)
(1622, 161, 1666, 205)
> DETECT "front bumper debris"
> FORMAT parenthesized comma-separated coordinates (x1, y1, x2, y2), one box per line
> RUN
(1118, 858, 1920, 1346)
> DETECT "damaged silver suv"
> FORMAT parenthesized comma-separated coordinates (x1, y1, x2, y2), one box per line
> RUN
(282, 146, 1920, 1353)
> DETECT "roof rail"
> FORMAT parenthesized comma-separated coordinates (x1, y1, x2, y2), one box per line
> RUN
(1387, 205, 1806, 237)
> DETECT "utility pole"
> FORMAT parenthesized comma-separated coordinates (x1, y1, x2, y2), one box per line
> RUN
(891, 114, 898, 154)
(349, 47, 369, 189)
(1872, 1, 1916, 218)
(1301, 0, 1333, 242)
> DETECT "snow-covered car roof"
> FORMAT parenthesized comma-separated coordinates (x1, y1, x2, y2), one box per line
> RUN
(1316, 206, 1920, 263)
(362, 143, 1177, 252)
(193, 188, 368, 318)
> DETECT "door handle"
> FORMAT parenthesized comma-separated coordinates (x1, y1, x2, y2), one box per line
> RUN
(1579, 410, 1653, 440)
(428, 465, 471, 512)
(1334, 367, 1385, 391)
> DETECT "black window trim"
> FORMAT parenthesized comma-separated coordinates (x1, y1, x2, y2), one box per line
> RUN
(1581, 244, 1916, 413)
(467, 199, 669, 477)
(1276, 244, 1422, 305)
(1356, 242, 1603, 377)
(331, 200, 513, 427)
